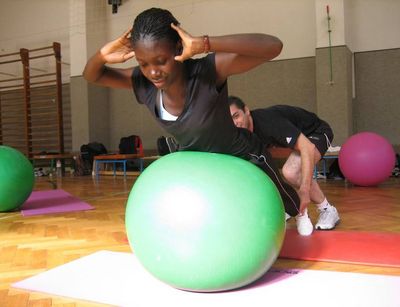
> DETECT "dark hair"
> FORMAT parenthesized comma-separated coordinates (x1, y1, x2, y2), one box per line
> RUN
(228, 96, 246, 111)
(131, 8, 181, 47)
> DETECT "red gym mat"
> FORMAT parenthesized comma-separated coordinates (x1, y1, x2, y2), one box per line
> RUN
(279, 229, 400, 268)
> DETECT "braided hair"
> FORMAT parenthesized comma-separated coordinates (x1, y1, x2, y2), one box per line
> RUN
(131, 8, 181, 48)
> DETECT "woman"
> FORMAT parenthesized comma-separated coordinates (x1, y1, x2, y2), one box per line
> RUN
(83, 8, 302, 223)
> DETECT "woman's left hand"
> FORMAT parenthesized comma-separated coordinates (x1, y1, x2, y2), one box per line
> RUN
(171, 23, 204, 62)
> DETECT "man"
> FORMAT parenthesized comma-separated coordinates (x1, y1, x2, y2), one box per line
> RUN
(228, 96, 340, 235)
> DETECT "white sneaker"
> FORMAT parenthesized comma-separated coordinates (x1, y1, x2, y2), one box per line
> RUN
(315, 205, 340, 230)
(295, 209, 313, 236)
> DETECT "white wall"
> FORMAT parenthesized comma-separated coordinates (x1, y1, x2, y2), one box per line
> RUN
(1, 1, 399, 79)
(69, 0, 88, 77)
(345, 0, 400, 52)
(104, 0, 317, 62)
(0, 0, 70, 83)
(315, 0, 346, 48)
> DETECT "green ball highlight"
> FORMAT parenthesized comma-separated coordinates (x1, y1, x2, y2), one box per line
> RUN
(126, 152, 285, 292)
(0, 146, 35, 212)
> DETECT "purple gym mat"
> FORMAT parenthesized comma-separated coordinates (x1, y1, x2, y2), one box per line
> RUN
(20, 189, 94, 216)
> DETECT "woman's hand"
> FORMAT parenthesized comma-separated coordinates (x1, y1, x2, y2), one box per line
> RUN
(99, 29, 135, 64)
(83, 28, 135, 88)
(171, 23, 204, 62)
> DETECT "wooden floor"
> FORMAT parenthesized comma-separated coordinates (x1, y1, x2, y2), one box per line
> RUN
(1, 174, 399, 306)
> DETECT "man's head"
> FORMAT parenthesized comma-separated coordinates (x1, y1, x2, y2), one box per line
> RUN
(228, 96, 253, 132)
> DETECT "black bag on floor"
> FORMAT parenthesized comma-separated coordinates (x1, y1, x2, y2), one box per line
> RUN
(327, 159, 344, 180)
(392, 153, 400, 177)
(74, 153, 90, 176)
(119, 135, 143, 171)
(119, 135, 143, 154)
(157, 136, 179, 156)
(80, 142, 107, 173)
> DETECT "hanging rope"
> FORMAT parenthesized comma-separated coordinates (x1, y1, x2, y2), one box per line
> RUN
(327, 5, 334, 85)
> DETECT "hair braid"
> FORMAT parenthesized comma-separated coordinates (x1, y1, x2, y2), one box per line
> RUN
(131, 8, 180, 47)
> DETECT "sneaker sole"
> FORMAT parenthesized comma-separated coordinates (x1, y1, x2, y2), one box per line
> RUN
(315, 219, 340, 230)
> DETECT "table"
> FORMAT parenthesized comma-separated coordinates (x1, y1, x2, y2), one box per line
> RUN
(32, 153, 76, 176)
(94, 154, 146, 178)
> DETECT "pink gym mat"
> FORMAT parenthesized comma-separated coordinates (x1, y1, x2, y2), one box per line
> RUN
(280, 229, 400, 268)
(12, 251, 400, 307)
(20, 189, 94, 216)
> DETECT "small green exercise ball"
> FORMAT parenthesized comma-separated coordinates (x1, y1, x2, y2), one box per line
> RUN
(0, 146, 35, 212)
(126, 152, 285, 292)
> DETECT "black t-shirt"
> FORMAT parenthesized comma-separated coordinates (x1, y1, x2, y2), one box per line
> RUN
(132, 53, 263, 159)
(251, 105, 321, 149)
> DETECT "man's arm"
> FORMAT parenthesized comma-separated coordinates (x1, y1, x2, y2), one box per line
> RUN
(294, 133, 317, 214)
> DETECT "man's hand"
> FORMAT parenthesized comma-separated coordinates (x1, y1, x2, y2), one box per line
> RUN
(298, 187, 311, 215)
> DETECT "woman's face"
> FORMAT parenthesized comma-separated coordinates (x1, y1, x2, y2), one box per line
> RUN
(134, 39, 181, 90)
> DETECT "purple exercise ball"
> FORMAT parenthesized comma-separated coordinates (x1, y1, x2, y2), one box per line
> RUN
(338, 132, 395, 186)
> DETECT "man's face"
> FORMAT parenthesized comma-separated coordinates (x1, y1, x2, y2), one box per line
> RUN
(229, 104, 251, 130)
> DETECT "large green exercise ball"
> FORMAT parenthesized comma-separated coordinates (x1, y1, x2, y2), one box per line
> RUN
(125, 151, 285, 292)
(0, 146, 35, 212)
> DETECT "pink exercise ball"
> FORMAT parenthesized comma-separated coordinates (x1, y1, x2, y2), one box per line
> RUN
(338, 132, 395, 186)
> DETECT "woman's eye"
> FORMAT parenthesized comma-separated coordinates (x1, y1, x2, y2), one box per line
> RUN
(157, 59, 167, 65)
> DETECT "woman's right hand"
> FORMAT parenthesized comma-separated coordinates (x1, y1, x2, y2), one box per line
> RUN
(99, 29, 136, 64)
(83, 28, 135, 87)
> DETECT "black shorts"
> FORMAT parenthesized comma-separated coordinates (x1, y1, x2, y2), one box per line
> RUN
(307, 120, 333, 156)
(249, 152, 300, 217)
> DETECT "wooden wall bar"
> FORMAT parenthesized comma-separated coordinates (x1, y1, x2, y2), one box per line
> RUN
(0, 49, 27, 155)
(0, 43, 69, 158)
